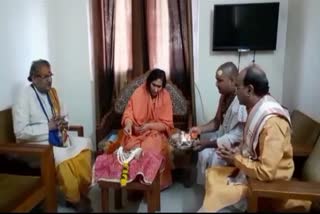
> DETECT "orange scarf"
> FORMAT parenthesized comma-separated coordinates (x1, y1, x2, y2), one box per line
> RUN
(48, 88, 69, 144)
(48, 88, 61, 117)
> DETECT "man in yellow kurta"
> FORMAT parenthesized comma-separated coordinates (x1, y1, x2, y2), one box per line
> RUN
(12, 59, 92, 212)
(198, 64, 311, 212)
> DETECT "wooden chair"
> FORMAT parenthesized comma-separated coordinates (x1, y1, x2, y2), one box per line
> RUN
(290, 110, 320, 177)
(0, 108, 85, 212)
(247, 110, 320, 212)
(96, 72, 192, 142)
(290, 110, 320, 146)
(0, 108, 56, 212)
(95, 73, 194, 211)
(0, 143, 56, 212)
(95, 72, 194, 186)
(247, 135, 320, 212)
(0, 108, 84, 173)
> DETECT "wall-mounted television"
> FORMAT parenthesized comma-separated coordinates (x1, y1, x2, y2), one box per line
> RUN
(212, 2, 280, 51)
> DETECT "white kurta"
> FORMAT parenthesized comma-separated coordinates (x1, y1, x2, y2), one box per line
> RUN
(197, 96, 247, 185)
(12, 85, 92, 167)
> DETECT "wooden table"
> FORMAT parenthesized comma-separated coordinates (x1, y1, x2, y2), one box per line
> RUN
(98, 171, 160, 213)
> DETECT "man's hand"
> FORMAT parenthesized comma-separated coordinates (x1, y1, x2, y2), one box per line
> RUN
(216, 145, 240, 165)
(58, 119, 68, 131)
(193, 140, 211, 152)
(189, 126, 201, 138)
(48, 117, 58, 130)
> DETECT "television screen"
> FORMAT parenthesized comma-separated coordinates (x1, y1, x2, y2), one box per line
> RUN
(212, 2, 280, 51)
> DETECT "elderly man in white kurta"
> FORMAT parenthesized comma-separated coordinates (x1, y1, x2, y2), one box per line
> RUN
(12, 59, 92, 212)
(190, 62, 247, 185)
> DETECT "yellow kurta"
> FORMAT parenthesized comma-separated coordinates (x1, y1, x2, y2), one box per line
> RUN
(201, 116, 311, 212)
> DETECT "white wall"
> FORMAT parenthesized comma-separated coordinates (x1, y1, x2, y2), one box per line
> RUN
(283, 0, 320, 120)
(0, 0, 95, 147)
(47, 0, 95, 146)
(0, 0, 49, 109)
(194, 0, 288, 124)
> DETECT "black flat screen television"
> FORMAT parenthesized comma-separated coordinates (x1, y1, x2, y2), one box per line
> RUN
(212, 2, 280, 51)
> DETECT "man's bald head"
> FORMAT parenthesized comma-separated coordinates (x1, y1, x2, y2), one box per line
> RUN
(240, 64, 269, 96)
(216, 61, 238, 81)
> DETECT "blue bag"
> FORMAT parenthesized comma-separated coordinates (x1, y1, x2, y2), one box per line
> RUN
(49, 129, 63, 147)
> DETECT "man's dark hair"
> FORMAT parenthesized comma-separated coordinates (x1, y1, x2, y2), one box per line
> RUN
(243, 65, 269, 96)
(28, 59, 50, 82)
(146, 68, 167, 92)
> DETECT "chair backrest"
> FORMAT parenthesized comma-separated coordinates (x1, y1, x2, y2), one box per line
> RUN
(114, 72, 188, 116)
(291, 110, 320, 145)
(0, 108, 16, 143)
(302, 136, 320, 182)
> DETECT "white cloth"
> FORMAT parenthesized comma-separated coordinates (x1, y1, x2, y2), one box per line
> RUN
(197, 97, 247, 185)
(242, 95, 291, 161)
(12, 85, 92, 167)
(230, 95, 291, 186)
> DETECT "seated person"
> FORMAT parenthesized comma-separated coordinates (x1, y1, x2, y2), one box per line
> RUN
(95, 68, 174, 190)
(198, 64, 311, 212)
(12, 59, 93, 212)
(190, 62, 247, 185)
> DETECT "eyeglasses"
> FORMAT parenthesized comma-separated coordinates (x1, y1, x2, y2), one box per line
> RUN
(35, 73, 53, 80)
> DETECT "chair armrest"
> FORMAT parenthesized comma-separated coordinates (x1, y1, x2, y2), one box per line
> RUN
(247, 178, 320, 212)
(0, 144, 55, 177)
(96, 109, 114, 143)
(0, 143, 56, 210)
(0, 143, 52, 156)
(292, 143, 313, 157)
(68, 125, 84, 137)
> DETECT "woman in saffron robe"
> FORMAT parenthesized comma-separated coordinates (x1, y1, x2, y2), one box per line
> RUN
(121, 68, 174, 190)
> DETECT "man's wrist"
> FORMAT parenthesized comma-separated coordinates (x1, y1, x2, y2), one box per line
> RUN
(211, 140, 217, 148)
(233, 153, 242, 168)
(202, 140, 216, 148)
(205, 140, 217, 148)
(198, 126, 204, 134)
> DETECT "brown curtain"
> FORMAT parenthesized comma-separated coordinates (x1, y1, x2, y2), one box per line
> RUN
(91, 0, 115, 124)
(95, 0, 192, 99)
(131, 0, 193, 98)
(130, 0, 149, 81)
(168, 0, 192, 99)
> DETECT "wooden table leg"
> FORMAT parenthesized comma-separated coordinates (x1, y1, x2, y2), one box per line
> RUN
(154, 172, 160, 211)
(147, 189, 157, 213)
(101, 187, 109, 212)
(114, 189, 122, 209)
(247, 192, 258, 212)
(147, 171, 161, 212)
